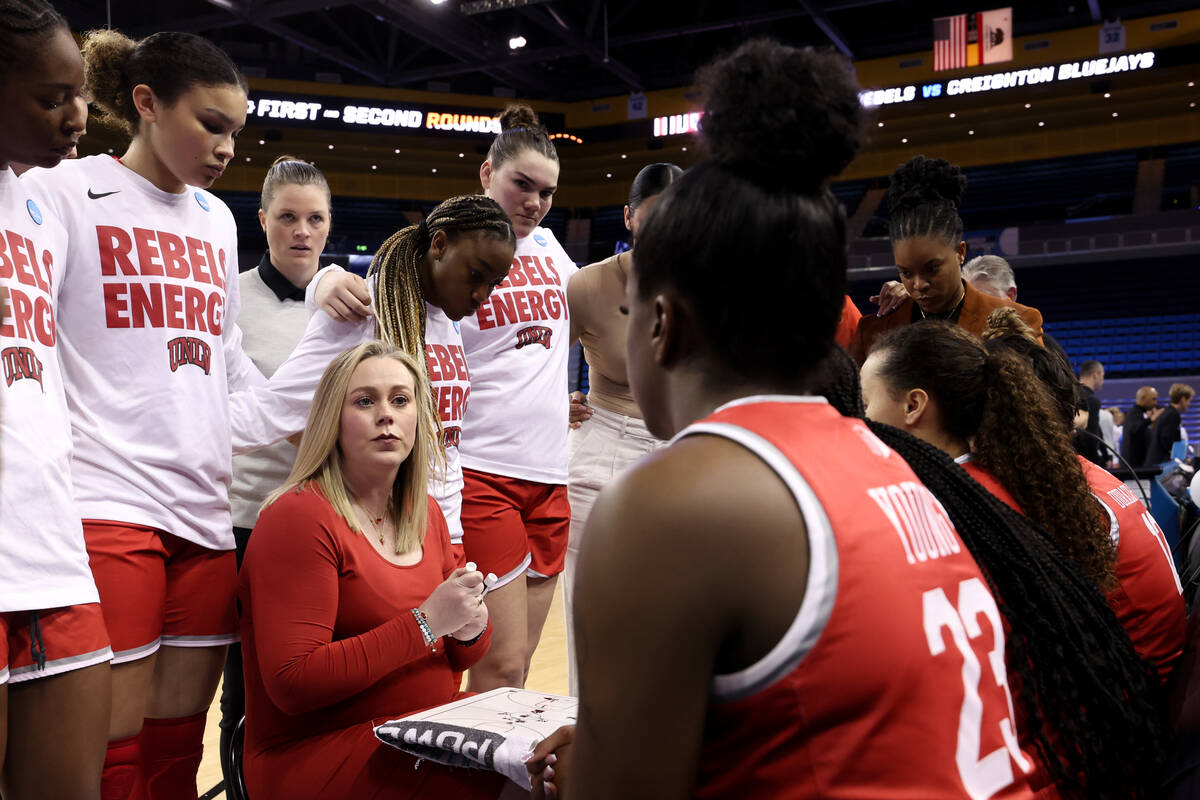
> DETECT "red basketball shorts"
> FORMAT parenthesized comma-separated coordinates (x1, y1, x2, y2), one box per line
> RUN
(460, 469, 570, 588)
(0, 603, 111, 684)
(84, 520, 238, 664)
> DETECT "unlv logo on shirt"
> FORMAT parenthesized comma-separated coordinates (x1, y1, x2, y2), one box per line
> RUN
(167, 336, 212, 375)
(441, 425, 462, 449)
(1, 346, 44, 390)
(515, 326, 552, 350)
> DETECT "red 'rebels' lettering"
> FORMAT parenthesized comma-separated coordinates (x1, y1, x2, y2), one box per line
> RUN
(0, 230, 52, 292)
(514, 325, 552, 350)
(425, 343, 470, 382)
(96, 225, 226, 287)
(97, 225, 137, 276)
(1, 345, 44, 390)
(519, 256, 545, 286)
(500, 257, 527, 288)
(167, 336, 212, 375)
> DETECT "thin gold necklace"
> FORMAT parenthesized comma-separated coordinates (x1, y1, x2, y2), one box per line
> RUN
(917, 284, 966, 320)
(356, 502, 388, 546)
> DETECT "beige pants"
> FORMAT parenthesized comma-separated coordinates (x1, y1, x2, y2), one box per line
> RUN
(564, 404, 663, 695)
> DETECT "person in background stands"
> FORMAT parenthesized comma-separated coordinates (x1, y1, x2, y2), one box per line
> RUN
(1147, 383, 1195, 466)
(562, 162, 680, 695)
(1122, 386, 1161, 469)
(1099, 405, 1122, 468)
(1077, 360, 1106, 466)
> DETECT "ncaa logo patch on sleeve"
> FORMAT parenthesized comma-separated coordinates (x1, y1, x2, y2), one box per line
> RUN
(533, 232, 547, 247)
(26, 199, 43, 225)
(194, 192, 211, 212)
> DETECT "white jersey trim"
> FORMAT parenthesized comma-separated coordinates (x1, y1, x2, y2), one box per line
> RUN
(9, 645, 113, 683)
(707, 394, 827, 416)
(493, 554, 533, 590)
(161, 633, 240, 648)
(680, 421, 839, 704)
(1092, 492, 1121, 546)
(954, 453, 973, 465)
(111, 638, 162, 665)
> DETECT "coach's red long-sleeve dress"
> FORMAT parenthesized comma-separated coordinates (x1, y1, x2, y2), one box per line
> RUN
(239, 484, 504, 800)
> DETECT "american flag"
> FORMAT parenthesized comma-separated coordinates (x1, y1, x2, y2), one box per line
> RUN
(933, 14, 968, 71)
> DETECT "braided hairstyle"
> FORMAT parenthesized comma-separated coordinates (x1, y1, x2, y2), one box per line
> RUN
(871, 321, 1116, 589)
(0, 0, 66, 70)
(817, 344, 865, 418)
(821, 341, 1167, 799)
(368, 193, 514, 358)
(82, 29, 246, 137)
(887, 155, 966, 245)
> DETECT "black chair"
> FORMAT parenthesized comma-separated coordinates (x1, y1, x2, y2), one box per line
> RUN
(226, 716, 249, 800)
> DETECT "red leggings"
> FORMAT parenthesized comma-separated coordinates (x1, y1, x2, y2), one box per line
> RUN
(246, 721, 506, 800)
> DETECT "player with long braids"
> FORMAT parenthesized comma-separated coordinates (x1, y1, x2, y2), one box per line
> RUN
(0, 2, 111, 797)
(303, 193, 516, 552)
(529, 39, 1168, 800)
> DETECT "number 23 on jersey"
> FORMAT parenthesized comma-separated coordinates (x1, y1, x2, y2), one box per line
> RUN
(924, 577, 1033, 800)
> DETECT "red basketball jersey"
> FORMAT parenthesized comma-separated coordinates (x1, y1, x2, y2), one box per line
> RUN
(1077, 456, 1185, 679)
(964, 453, 1184, 681)
(960, 457, 1022, 513)
(683, 396, 1042, 800)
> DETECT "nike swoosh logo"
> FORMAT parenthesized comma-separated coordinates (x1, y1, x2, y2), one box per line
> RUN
(87, 189, 120, 200)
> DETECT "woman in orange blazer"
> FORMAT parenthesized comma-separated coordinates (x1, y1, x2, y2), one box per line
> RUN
(850, 155, 1042, 364)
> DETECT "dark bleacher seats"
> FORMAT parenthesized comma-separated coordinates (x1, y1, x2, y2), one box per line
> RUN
(589, 206, 628, 261)
(856, 150, 1140, 232)
(829, 178, 871, 218)
(1163, 142, 1200, 212)
(1044, 314, 1200, 376)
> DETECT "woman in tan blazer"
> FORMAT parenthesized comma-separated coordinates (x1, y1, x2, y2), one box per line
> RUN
(850, 155, 1042, 364)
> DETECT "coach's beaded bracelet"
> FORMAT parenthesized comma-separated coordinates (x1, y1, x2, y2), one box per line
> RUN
(411, 608, 438, 653)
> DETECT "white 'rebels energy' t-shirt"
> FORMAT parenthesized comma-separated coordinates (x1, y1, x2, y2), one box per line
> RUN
(0, 168, 99, 610)
(458, 226, 577, 484)
(424, 302, 470, 543)
(23, 156, 336, 551)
